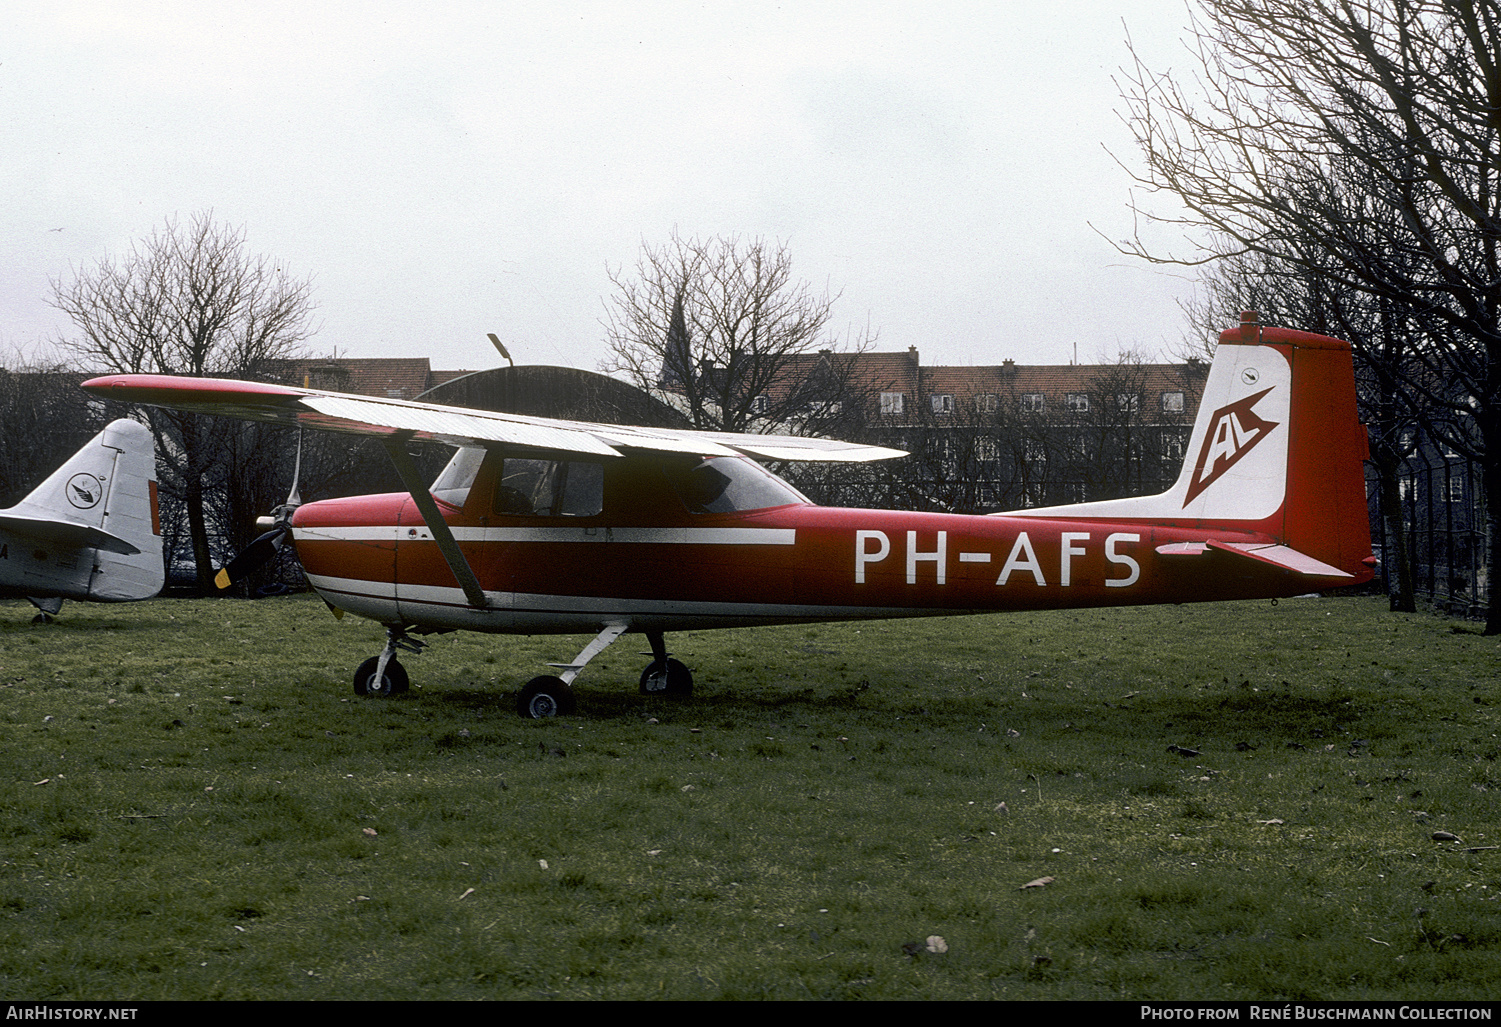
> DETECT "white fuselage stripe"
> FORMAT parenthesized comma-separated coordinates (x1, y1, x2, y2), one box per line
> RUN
(293, 525, 796, 545)
(302, 572, 941, 626)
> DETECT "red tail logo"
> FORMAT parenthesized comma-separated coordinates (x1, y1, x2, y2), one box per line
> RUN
(1183, 388, 1279, 506)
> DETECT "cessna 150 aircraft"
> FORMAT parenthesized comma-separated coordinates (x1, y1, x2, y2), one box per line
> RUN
(0, 419, 163, 621)
(82, 314, 1373, 717)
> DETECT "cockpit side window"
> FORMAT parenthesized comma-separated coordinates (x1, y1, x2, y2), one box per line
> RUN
(494, 458, 603, 517)
(665, 456, 809, 514)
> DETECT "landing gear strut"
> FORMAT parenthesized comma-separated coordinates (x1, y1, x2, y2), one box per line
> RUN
(346, 622, 695, 717)
(513, 624, 694, 718)
(515, 623, 626, 719)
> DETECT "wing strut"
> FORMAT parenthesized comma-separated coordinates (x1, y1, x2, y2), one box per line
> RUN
(381, 436, 490, 609)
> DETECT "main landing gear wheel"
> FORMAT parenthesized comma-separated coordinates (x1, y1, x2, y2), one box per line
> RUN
(353, 656, 410, 697)
(518, 675, 576, 719)
(639, 658, 693, 698)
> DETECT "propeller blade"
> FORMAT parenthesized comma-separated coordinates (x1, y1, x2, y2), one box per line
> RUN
(214, 525, 289, 590)
(286, 428, 303, 509)
(216, 430, 305, 590)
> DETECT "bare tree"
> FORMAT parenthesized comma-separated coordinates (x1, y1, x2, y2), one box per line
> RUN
(51, 212, 316, 592)
(602, 232, 877, 433)
(0, 352, 117, 507)
(1114, 0, 1501, 632)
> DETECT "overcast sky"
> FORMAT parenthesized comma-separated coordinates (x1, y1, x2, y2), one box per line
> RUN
(2, 1, 1204, 377)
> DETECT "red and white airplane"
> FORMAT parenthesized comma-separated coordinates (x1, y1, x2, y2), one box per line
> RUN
(82, 314, 1373, 717)
(1, 419, 163, 621)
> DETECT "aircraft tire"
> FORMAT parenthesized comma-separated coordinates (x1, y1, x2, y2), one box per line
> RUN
(353, 656, 410, 697)
(639, 658, 692, 698)
(518, 675, 576, 718)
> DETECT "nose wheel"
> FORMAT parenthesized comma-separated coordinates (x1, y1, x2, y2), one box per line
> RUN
(353, 655, 409, 696)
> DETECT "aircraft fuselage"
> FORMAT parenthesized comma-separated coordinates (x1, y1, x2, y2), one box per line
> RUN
(290, 451, 1363, 636)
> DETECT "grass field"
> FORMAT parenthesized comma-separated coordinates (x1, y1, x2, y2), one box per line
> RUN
(0, 591, 1496, 1000)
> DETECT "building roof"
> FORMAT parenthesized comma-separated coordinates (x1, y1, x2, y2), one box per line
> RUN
(263, 357, 479, 402)
(735, 348, 1208, 423)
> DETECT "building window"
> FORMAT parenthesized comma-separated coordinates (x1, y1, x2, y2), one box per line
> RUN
(925, 435, 957, 467)
(881, 392, 905, 415)
(1066, 393, 1089, 413)
(749, 394, 769, 415)
(1020, 393, 1045, 413)
(1447, 476, 1465, 503)
(1117, 393, 1140, 413)
(1023, 440, 1047, 466)
(975, 393, 999, 414)
(930, 394, 954, 415)
(975, 436, 1001, 466)
(1162, 430, 1186, 466)
(1161, 391, 1184, 413)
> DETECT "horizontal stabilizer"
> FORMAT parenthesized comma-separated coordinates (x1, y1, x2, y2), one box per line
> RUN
(0, 512, 141, 555)
(1155, 540, 1353, 579)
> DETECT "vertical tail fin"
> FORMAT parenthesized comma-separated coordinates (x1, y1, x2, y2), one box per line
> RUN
(88, 419, 165, 600)
(1007, 313, 1373, 580)
(0, 419, 164, 601)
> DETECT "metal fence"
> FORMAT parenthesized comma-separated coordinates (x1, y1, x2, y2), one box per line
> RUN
(1373, 449, 1489, 618)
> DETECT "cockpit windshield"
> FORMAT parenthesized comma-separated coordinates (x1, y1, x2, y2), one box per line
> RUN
(430, 447, 486, 506)
(665, 456, 810, 514)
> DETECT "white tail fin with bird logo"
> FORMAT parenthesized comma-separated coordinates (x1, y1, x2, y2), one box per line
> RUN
(0, 419, 163, 610)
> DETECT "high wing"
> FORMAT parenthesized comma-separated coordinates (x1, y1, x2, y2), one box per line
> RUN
(80, 374, 908, 463)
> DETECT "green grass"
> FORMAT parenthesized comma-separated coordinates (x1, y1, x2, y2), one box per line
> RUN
(0, 593, 1497, 999)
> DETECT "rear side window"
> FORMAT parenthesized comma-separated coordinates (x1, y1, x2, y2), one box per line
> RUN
(664, 457, 809, 514)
